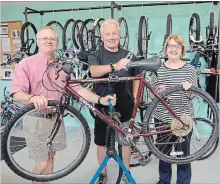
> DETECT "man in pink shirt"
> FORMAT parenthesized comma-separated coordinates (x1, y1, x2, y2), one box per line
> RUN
(10, 26, 116, 184)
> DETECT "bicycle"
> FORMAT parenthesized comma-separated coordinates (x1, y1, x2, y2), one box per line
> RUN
(1, 45, 27, 67)
(129, 117, 219, 167)
(1, 56, 219, 182)
(0, 87, 20, 130)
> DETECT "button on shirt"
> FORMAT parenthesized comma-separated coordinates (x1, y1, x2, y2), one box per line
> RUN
(10, 53, 83, 101)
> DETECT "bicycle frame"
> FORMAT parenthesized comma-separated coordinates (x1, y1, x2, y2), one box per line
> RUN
(58, 70, 186, 138)
(1, 101, 20, 124)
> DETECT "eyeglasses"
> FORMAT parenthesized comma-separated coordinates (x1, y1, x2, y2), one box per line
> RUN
(39, 37, 58, 42)
(167, 44, 182, 50)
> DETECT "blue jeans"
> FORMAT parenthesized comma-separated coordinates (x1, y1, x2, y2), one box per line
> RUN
(155, 119, 192, 184)
(159, 160, 191, 184)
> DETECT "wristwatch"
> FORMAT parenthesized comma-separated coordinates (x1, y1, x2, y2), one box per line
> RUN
(98, 96, 101, 104)
(110, 63, 115, 72)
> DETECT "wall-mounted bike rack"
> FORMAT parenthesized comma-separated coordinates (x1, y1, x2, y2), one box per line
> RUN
(23, 1, 216, 22)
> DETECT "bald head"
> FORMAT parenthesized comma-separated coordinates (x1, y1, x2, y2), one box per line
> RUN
(36, 26, 58, 41)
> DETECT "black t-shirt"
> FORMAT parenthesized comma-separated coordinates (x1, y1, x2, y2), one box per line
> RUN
(88, 47, 140, 110)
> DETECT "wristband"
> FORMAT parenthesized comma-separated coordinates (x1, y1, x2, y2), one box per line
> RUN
(29, 95, 36, 101)
(98, 96, 101, 104)
(110, 63, 115, 72)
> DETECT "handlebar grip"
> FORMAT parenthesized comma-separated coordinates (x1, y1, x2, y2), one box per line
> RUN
(108, 94, 114, 109)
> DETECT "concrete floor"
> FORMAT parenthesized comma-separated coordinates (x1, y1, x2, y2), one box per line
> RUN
(1, 128, 220, 184)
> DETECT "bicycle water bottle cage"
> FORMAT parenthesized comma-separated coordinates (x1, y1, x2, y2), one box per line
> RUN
(109, 72, 119, 82)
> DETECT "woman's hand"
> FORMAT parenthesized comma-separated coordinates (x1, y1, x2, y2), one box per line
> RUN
(156, 85, 167, 95)
(181, 82, 195, 99)
(100, 94, 117, 106)
(181, 81, 192, 90)
(149, 85, 167, 99)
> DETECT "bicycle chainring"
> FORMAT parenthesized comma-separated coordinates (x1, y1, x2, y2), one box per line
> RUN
(115, 121, 140, 146)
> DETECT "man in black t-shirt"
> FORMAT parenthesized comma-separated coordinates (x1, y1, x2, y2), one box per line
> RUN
(88, 19, 140, 184)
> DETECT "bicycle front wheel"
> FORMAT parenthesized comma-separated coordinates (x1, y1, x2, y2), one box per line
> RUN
(1, 100, 91, 182)
(143, 85, 219, 164)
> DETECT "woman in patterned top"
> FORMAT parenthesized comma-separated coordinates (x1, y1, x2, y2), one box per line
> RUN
(150, 34, 197, 184)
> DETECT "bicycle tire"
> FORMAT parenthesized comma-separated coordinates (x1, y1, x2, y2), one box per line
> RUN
(20, 22, 38, 56)
(79, 18, 95, 51)
(189, 13, 201, 45)
(118, 17, 129, 50)
(72, 19, 83, 49)
(195, 118, 219, 160)
(129, 137, 152, 168)
(1, 100, 91, 182)
(209, 12, 214, 36)
(166, 14, 172, 37)
(143, 85, 219, 164)
(91, 18, 104, 51)
(138, 16, 148, 57)
(46, 21, 64, 50)
(63, 18, 75, 51)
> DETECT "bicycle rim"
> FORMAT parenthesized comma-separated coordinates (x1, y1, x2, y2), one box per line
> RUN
(2, 100, 91, 182)
(143, 85, 219, 164)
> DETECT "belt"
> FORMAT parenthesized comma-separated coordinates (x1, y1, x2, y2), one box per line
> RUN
(29, 112, 56, 119)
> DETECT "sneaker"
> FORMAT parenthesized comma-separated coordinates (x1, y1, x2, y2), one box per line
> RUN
(96, 173, 107, 184)
(156, 179, 170, 184)
(122, 172, 131, 184)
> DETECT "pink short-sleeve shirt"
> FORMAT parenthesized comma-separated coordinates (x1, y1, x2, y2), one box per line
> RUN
(10, 53, 83, 101)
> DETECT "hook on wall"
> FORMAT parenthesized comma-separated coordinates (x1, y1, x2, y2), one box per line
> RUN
(190, 1, 196, 17)
(140, 4, 144, 16)
(166, 1, 171, 15)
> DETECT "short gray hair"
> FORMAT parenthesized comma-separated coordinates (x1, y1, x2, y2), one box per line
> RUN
(100, 19, 120, 35)
(36, 26, 58, 41)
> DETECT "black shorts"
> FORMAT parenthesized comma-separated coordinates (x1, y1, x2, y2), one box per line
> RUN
(94, 106, 133, 146)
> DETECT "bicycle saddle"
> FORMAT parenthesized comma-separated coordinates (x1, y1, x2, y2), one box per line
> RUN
(135, 56, 145, 61)
(77, 50, 89, 62)
(127, 56, 161, 72)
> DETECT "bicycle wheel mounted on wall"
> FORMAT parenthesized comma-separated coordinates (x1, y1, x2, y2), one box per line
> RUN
(118, 17, 129, 50)
(20, 22, 38, 56)
(189, 13, 201, 46)
(138, 16, 149, 57)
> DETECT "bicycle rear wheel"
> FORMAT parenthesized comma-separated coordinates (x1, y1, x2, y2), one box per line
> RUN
(1, 100, 91, 182)
(63, 18, 75, 51)
(118, 17, 129, 50)
(162, 14, 172, 47)
(189, 13, 201, 46)
(195, 118, 219, 160)
(143, 85, 219, 164)
(46, 21, 64, 51)
(20, 22, 38, 56)
(138, 16, 149, 57)
(79, 19, 95, 51)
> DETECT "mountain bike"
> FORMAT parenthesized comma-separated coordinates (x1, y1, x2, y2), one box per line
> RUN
(1, 56, 219, 182)
(0, 87, 20, 129)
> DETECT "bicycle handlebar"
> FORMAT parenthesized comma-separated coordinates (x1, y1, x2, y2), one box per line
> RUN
(54, 59, 74, 80)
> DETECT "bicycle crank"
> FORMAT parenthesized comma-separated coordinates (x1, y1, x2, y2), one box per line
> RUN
(115, 121, 140, 146)
(139, 156, 151, 166)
